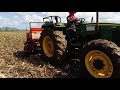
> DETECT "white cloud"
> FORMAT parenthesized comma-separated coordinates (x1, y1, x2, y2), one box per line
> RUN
(98, 12, 120, 23)
(0, 16, 19, 27)
(24, 14, 43, 22)
(41, 12, 68, 18)
(8, 12, 43, 23)
(1, 12, 120, 29)
(9, 12, 38, 16)
(76, 12, 96, 17)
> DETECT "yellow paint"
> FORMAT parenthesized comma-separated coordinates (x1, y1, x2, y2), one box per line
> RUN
(43, 36, 54, 57)
(85, 50, 113, 78)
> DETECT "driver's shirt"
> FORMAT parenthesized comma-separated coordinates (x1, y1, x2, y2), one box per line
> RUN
(67, 15, 77, 23)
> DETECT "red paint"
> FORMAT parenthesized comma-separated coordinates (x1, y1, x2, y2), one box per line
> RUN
(31, 28, 44, 31)
(68, 12, 77, 21)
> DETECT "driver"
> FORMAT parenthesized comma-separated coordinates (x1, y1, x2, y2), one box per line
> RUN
(66, 12, 85, 42)
(66, 12, 79, 42)
(67, 12, 79, 31)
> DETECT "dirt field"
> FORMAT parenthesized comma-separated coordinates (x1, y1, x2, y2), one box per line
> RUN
(0, 31, 81, 78)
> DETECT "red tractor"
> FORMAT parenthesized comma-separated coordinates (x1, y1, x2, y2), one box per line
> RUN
(24, 22, 44, 56)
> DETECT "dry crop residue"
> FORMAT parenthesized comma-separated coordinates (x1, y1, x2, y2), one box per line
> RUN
(0, 31, 62, 78)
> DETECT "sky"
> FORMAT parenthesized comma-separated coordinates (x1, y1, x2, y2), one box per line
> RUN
(0, 12, 120, 30)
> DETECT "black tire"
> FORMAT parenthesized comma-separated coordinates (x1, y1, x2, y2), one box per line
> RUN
(39, 28, 67, 65)
(80, 39, 120, 78)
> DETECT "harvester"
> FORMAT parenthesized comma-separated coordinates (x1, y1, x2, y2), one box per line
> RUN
(24, 12, 120, 78)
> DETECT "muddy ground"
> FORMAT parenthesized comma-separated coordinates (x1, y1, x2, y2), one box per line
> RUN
(0, 31, 81, 78)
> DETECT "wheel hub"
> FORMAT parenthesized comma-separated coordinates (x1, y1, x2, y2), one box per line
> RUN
(93, 59, 105, 70)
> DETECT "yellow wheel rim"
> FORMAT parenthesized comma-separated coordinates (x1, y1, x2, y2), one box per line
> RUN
(85, 50, 113, 78)
(43, 36, 54, 57)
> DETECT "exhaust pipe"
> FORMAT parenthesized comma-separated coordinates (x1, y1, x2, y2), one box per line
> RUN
(96, 12, 99, 31)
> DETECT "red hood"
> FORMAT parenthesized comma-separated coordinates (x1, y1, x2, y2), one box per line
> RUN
(69, 12, 75, 16)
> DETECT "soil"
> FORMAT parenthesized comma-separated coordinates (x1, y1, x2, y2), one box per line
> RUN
(0, 31, 81, 78)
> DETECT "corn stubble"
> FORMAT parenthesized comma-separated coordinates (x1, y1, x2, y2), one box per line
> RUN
(0, 31, 62, 78)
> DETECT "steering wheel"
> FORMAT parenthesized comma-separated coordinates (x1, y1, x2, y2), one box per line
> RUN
(76, 18, 85, 23)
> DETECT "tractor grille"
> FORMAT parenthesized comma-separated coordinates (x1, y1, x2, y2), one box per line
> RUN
(112, 31, 120, 45)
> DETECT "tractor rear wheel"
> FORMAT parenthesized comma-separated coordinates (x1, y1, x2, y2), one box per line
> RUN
(39, 28, 67, 65)
(80, 39, 120, 78)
